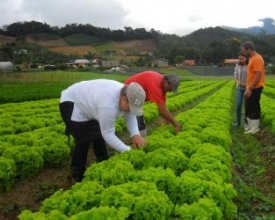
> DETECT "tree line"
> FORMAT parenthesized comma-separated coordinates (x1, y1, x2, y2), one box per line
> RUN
(0, 21, 156, 41)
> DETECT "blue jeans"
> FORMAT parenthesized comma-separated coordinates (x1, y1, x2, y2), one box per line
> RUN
(236, 88, 245, 125)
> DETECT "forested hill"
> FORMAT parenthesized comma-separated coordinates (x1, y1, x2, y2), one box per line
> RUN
(224, 18, 275, 35)
(1, 21, 275, 66)
(184, 27, 248, 47)
(0, 21, 155, 41)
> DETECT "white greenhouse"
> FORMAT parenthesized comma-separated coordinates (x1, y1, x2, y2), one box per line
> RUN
(0, 61, 14, 72)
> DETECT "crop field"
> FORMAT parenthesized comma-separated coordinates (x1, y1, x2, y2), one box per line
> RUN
(0, 70, 275, 219)
(23, 35, 156, 58)
(48, 46, 98, 55)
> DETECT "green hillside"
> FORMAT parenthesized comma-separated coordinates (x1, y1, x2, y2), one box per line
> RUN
(64, 33, 109, 46)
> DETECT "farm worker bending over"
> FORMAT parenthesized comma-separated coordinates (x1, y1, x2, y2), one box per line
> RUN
(125, 71, 182, 136)
(59, 79, 146, 182)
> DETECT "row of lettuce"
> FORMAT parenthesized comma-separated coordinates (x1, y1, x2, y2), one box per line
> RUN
(0, 72, 128, 104)
(261, 83, 275, 131)
(0, 80, 225, 192)
(18, 81, 238, 219)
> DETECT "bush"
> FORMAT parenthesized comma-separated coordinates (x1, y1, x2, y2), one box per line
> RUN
(266, 65, 275, 74)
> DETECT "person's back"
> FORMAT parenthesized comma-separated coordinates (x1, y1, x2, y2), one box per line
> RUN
(125, 71, 165, 104)
(246, 53, 265, 89)
(61, 79, 123, 121)
(125, 70, 182, 135)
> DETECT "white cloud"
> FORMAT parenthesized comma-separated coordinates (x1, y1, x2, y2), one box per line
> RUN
(0, 0, 26, 25)
(0, 0, 274, 35)
(18, 0, 126, 29)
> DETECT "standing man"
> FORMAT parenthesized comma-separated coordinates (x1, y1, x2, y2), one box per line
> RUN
(59, 79, 146, 182)
(125, 71, 181, 136)
(241, 41, 265, 134)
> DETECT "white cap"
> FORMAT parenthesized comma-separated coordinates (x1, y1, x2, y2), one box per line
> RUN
(126, 82, 146, 116)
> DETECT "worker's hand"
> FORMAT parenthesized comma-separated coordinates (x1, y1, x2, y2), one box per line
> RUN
(161, 118, 169, 125)
(244, 89, 252, 98)
(131, 135, 146, 149)
(174, 123, 182, 134)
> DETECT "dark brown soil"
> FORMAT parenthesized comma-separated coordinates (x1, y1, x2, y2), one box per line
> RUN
(0, 148, 97, 220)
(0, 166, 73, 220)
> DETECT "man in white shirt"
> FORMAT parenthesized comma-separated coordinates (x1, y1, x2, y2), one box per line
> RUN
(59, 79, 146, 182)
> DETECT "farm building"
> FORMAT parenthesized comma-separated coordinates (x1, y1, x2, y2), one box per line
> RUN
(222, 59, 239, 66)
(102, 60, 120, 68)
(149, 58, 169, 68)
(91, 58, 102, 68)
(184, 59, 196, 66)
(74, 59, 91, 68)
(0, 61, 14, 72)
(106, 65, 129, 73)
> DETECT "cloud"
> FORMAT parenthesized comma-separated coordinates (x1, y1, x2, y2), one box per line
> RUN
(0, 0, 26, 26)
(188, 14, 203, 23)
(1, 0, 126, 29)
(22, 0, 127, 29)
(0, 0, 275, 36)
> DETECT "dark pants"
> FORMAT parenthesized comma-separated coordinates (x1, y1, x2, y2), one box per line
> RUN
(245, 87, 263, 120)
(59, 101, 109, 182)
(137, 115, 146, 130)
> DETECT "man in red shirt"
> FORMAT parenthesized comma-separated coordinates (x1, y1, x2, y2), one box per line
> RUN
(125, 71, 182, 136)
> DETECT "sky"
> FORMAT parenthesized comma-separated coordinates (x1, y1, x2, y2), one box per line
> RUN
(0, 0, 274, 36)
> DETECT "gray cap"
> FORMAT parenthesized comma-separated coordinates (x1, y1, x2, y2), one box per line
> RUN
(126, 82, 146, 116)
(166, 75, 180, 94)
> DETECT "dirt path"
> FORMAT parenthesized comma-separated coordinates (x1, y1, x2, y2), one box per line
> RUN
(231, 124, 275, 219)
(0, 147, 99, 220)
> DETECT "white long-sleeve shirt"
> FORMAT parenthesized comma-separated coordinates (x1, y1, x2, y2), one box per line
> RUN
(60, 79, 140, 152)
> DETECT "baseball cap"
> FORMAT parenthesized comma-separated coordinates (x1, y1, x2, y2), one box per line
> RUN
(126, 82, 146, 116)
(166, 75, 180, 94)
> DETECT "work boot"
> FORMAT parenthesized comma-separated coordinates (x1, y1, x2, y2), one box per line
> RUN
(244, 122, 249, 131)
(245, 119, 260, 134)
(244, 117, 251, 132)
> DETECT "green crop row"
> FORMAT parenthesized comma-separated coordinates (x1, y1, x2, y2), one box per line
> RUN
(261, 94, 275, 132)
(0, 80, 218, 191)
(0, 71, 128, 103)
(116, 80, 227, 132)
(18, 81, 238, 219)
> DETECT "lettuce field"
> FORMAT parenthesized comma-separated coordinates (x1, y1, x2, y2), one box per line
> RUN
(1, 71, 275, 220)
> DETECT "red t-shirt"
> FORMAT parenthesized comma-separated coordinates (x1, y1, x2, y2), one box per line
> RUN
(124, 71, 166, 104)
